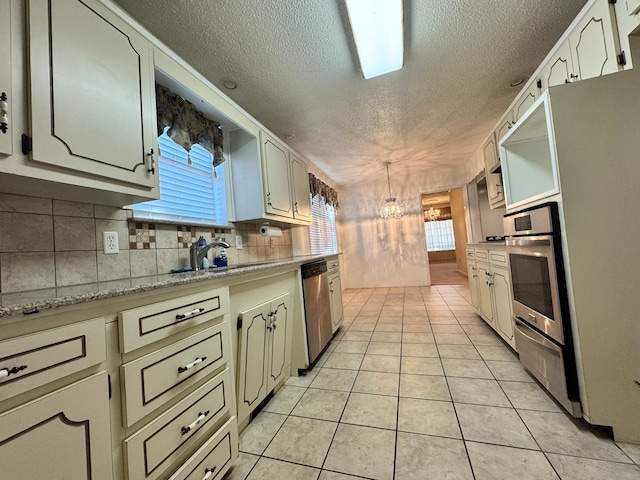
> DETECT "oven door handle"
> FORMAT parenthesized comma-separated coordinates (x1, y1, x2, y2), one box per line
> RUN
(506, 237, 552, 247)
(514, 318, 561, 357)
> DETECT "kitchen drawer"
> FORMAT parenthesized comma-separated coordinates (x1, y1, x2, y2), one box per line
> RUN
(119, 288, 228, 353)
(466, 248, 475, 259)
(0, 317, 106, 401)
(475, 249, 489, 261)
(121, 322, 231, 427)
(489, 251, 508, 265)
(124, 368, 234, 480)
(168, 416, 238, 480)
(327, 259, 340, 274)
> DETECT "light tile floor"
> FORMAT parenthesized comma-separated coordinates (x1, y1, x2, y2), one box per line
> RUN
(224, 285, 640, 480)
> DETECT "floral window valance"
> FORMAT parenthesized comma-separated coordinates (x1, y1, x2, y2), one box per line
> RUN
(309, 173, 339, 208)
(156, 84, 225, 167)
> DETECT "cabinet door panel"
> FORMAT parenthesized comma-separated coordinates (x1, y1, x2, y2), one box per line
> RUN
(329, 273, 344, 333)
(261, 135, 292, 217)
(28, 0, 155, 187)
(0, 372, 113, 480)
(629, 0, 640, 15)
(570, 0, 621, 80)
(237, 302, 269, 422)
(483, 134, 499, 173)
(544, 40, 574, 87)
(467, 260, 480, 311)
(492, 267, 515, 347)
(268, 293, 290, 392)
(291, 155, 311, 221)
(512, 84, 538, 124)
(477, 264, 494, 326)
(0, 0, 12, 157)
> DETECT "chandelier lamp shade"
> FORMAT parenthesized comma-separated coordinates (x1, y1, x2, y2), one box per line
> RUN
(425, 204, 441, 222)
(379, 162, 405, 219)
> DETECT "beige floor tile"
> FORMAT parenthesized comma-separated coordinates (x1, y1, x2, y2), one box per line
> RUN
(239, 411, 287, 455)
(224, 452, 259, 480)
(264, 416, 337, 467)
(402, 316, 431, 324)
(434, 333, 473, 345)
(352, 371, 400, 396)
(374, 323, 403, 332)
(333, 341, 369, 354)
(401, 357, 444, 375)
(310, 368, 358, 392)
(286, 368, 320, 387)
(402, 332, 435, 344)
(347, 323, 376, 332)
(546, 453, 640, 480)
(323, 352, 364, 370)
(429, 315, 459, 324)
(370, 331, 402, 342)
(262, 385, 306, 414)
(456, 315, 485, 325)
(447, 377, 511, 407)
(398, 398, 461, 438)
(360, 354, 401, 373)
(324, 423, 396, 480)
(499, 381, 563, 412)
(485, 360, 535, 382)
(441, 358, 493, 379)
(466, 442, 559, 480)
(475, 344, 519, 362)
(341, 331, 373, 342)
(367, 341, 402, 356)
(456, 403, 538, 449)
(246, 457, 320, 480)
(399, 373, 451, 401)
(618, 442, 640, 464)
(395, 432, 473, 480)
(437, 344, 481, 360)
(518, 410, 633, 463)
(402, 324, 432, 333)
(377, 316, 403, 324)
(341, 392, 398, 430)
(467, 333, 505, 346)
(318, 471, 365, 480)
(431, 324, 465, 334)
(461, 323, 495, 335)
(291, 388, 350, 422)
(401, 343, 439, 357)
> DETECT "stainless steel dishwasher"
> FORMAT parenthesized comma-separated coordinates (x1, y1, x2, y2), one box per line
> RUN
(301, 260, 333, 364)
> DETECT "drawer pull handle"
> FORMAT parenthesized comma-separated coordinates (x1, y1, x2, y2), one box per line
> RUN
(181, 410, 210, 435)
(635, 380, 640, 388)
(178, 357, 207, 373)
(0, 365, 28, 378)
(176, 308, 205, 321)
(203, 467, 217, 480)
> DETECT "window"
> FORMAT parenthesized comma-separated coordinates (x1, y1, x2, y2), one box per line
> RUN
(310, 195, 338, 255)
(425, 219, 455, 251)
(132, 129, 228, 226)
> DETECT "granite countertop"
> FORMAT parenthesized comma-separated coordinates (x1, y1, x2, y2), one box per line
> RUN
(0, 254, 336, 318)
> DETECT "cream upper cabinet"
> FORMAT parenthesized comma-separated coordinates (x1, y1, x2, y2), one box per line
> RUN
(27, 0, 157, 189)
(0, 372, 113, 480)
(291, 153, 312, 222)
(483, 133, 499, 173)
(568, 0, 622, 81)
(542, 39, 575, 88)
(261, 132, 293, 218)
(495, 113, 514, 143)
(0, 0, 12, 157)
(512, 81, 539, 124)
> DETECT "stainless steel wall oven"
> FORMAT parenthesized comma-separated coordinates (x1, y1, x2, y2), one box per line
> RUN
(504, 202, 581, 416)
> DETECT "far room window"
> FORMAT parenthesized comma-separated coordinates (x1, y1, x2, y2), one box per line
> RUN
(132, 128, 228, 227)
(425, 219, 455, 251)
(310, 195, 338, 255)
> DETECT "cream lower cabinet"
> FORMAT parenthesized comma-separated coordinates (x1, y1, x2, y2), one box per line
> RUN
(0, 372, 113, 480)
(236, 292, 291, 425)
(467, 246, 516, 350)
(328, 260, 344, 333)
(0, 0, 12, 157)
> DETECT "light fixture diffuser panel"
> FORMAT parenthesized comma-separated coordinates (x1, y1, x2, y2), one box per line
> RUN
(345, 0, 404, 79)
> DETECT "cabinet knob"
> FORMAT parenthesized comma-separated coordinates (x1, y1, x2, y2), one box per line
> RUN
(177, 356, 207, 373)
(202, 467, 217, 480)
(0, 365, 28, 378)
(181, 410, 210, 435)
(147, 149, 156, 174)
(175, 307, 205, 321)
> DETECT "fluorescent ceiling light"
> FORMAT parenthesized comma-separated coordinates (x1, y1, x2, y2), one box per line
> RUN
(345, 0, 404, 79)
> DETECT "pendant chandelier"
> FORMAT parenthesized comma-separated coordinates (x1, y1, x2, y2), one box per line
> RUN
(425, 204, 441, 222)
(379, 162, 405, 219)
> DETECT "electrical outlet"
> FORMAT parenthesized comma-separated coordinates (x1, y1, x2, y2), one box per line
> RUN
(236, 234, 243, 249)
(103, 231, 119, 254)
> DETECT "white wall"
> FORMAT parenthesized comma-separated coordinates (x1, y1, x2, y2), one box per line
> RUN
(338, 167, 467, 288)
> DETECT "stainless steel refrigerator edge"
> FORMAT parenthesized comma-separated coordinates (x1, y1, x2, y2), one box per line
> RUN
(301, 261, 334, 364)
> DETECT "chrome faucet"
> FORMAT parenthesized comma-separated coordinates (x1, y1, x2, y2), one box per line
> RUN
(190, 239, 231, 271)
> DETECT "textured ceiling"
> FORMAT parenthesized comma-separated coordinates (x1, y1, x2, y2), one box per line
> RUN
(111, 0, 588, 186)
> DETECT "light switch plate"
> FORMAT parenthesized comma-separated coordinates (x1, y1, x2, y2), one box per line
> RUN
(103, 231, 119, 254)
(236, 234, 243, 249)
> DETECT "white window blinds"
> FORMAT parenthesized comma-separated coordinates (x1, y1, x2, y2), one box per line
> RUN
(310, 196, 338, 255)
(133, 129, 228, 226)
(425, 219, 456, 251)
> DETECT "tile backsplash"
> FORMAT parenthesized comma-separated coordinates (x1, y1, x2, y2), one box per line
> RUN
(0, 193, 293, 300)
